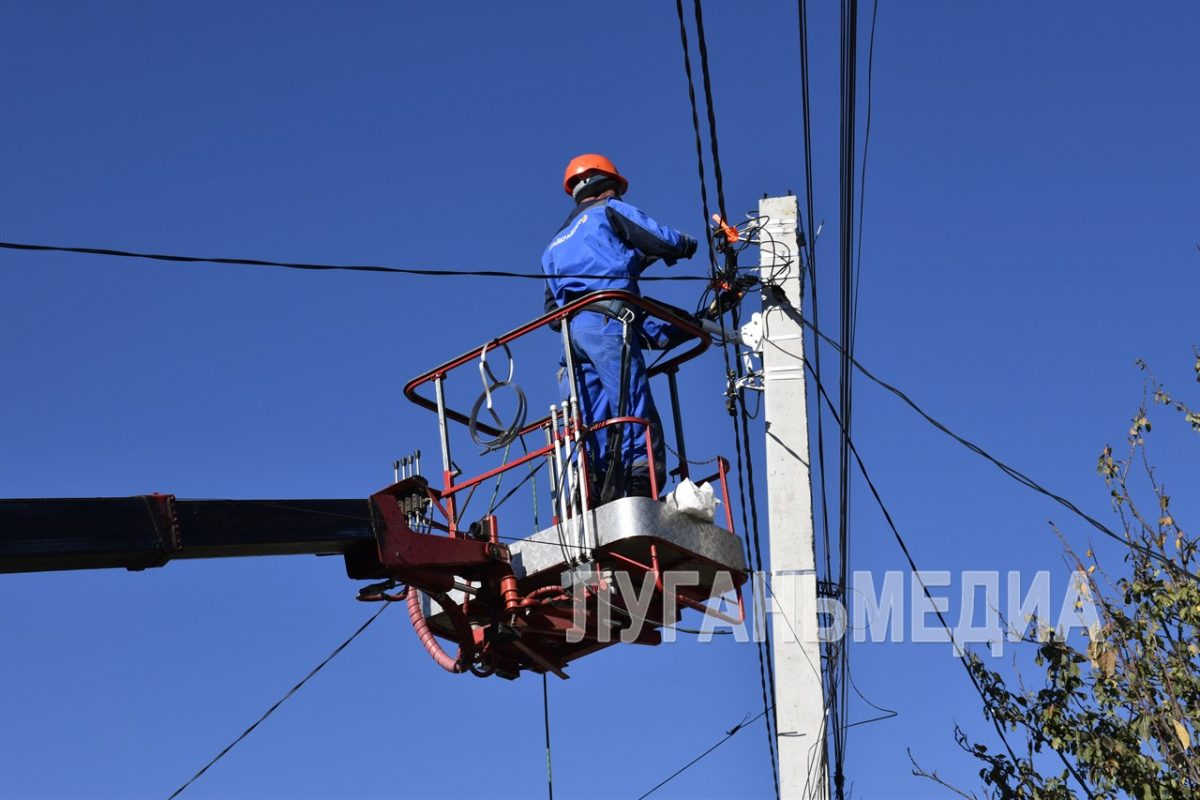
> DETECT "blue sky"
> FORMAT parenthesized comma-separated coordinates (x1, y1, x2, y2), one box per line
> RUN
(2, 2, 1197, 798)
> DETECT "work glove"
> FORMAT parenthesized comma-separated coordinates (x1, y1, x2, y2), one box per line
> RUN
(663, 235, 698, 266)
(680, 234, 698, 260)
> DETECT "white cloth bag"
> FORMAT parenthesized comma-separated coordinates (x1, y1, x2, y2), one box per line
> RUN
(664, 478, 718, 522)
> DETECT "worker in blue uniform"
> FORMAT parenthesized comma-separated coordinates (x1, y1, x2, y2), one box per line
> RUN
(542, 154, 698, 500)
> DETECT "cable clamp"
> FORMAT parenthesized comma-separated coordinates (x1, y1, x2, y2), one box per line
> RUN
(735, 372, 763, 393)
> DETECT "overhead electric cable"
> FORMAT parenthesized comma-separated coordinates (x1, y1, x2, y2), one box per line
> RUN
(846, 663, 897, 729)
(796, 0, 834, 670)
(832, 1, 861, 795)
(698, 27, 782, 800)
(689, 0, 730, 226)
(803, 361, 1098, 798)
(166, 602, 392, 799)
(686, 2, 782, 788)
(790, 314, 1200, 584)
(635, 707, 772, 800)
(794, 5, 837, 790)
(851, 0, 880, 333)
(673, 1, 780, 794)
(672, 0, 717, 257)
(0, 241, 710, 282)
(542, 674, 555, 800)
(729, 401, 782, 795)
(730, 303, 783, 790)
(796, 0, 818, 254)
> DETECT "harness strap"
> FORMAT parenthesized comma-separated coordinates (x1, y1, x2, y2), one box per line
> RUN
(599, 313, 635, 504)
(575, 298, 638, 324)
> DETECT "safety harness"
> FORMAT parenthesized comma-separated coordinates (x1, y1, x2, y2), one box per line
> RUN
(567, 299, 639, 503)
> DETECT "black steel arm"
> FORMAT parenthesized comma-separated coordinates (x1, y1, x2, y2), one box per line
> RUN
(0, 495, 375, 574)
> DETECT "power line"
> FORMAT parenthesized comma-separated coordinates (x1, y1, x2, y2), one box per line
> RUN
(791, 311, 1200, 585)
(728, 362, 782, 794)
(635, 707, 772, 800)
(794, 4, 837, 791)
(685, 0, 782, 790)
(845, 662, 897, 729)
(832, 1, 861, 795)
(166, 601, 392, 799)
(796, 0, 834, 672)
(829, 2, 880, 793)
(851, 0, 880, 337)
(672, 0, 716, 272)
(673, 1, 780, 795)
(542, 673, 554, 800)
(804, 360, 1023, 758)
(689, 0, 730, 227)
(796, 0, 818, 259)
(802, 359, 1098, 799)
(759, 570, 899, 798)
(730, 304, 783, 795)
(0, 240, 710, 282)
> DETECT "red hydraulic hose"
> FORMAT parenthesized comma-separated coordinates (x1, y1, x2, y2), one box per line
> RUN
(406, 588, 473, 674)
(519, 585, 570, 607)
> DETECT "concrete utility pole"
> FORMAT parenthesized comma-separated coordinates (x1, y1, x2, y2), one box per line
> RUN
(757, 194, 827, 799)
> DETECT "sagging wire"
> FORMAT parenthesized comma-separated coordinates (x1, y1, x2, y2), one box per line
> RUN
(0, 240, 713, 282)
(801, 358, 1104, 798)
(636, 707, 774, 800)
(846, 662, 897, 729)
(165, 602, 394, 799)
(790, 309, 1200, 585)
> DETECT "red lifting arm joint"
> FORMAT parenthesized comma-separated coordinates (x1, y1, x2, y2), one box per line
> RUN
(361, 477, 510, 592)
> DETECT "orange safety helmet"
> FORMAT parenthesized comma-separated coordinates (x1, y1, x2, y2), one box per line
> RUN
(562, 153, 629, 197)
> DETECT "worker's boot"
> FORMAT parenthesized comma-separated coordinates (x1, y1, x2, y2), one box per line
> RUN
(626, 473, 655, 499)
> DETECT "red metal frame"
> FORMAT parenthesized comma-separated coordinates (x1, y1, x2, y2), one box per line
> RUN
(607, 543, 746, 628)
(403, 290, 711, 437)
(694, 457, 736, 532)
(436, 415, 659, 519)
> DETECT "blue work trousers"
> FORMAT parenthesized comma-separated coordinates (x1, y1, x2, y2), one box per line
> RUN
(558, 313, 667, 496)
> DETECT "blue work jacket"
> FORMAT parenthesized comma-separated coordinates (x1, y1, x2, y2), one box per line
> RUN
(541, 197, 697, 327)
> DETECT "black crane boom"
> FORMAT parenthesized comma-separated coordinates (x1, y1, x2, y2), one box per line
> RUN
(0, 496, 375, 574)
